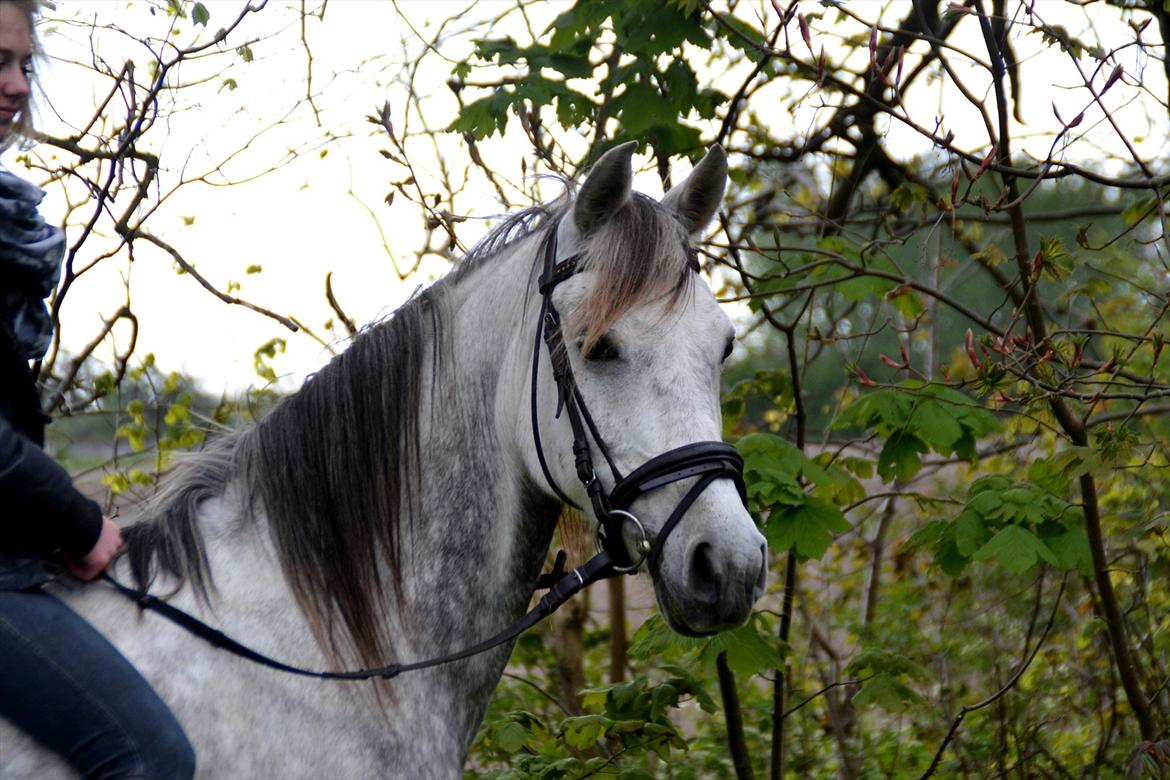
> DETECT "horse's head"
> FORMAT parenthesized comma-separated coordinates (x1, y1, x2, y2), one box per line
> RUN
(530, 142, 767, 636)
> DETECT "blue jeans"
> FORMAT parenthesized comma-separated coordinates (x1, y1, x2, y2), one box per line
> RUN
(0, 587, 196, 780)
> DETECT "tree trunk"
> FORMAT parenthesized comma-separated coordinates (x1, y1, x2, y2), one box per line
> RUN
(553, 580, 589, 715)
(719, 651, 756, 780)
(607, 576, 627, 683)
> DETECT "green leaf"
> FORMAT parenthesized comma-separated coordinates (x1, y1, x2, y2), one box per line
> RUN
(877, 431, 927, 482)
(550, 86, 595, 129)
(954, 511, 985, 557)
(721, 396, 746, 430)
(699, 614, 785, 677)
(615, 82, 673, 135)
(937, 538, 969, 577)
(1121, 195, 1156, 227)
(628, 613, 705, 661)
(163, 402, 190, 427)
(909, 399, 965, 453)
(561, 715, 606, 750)
(116, 423, 147, 452)
(738, 432, 831, 486)
(970, 244, 1008, 266)
(1043, 523, 1092, 575)
(833, 389, 911, 434)
(472, 36, 595, 80)
(494, 721, 528, 753)
(904, 519, 946, 552)
(837, 273, 894, 302)
(608, 679, 642, 713)
(889, 182, 932, 213)
(128, 469, 153, 487)
(614, 0, 711, 56)
(662, 60, 698, 113)
(649, 683, 681, 720)
(846, 648, 928, 680)
(966, 488, 1003, 517)
(192, 2, 209, 27)
(716, 15, 766, 60)
(253, 337, 286, 384)
(448, 92, 512, 140)
(546, 0, 617, 52)
(102, 472, 130, 495)
(767, 497, 849, 559)
(851, 672, 924, 712)
(888, 286, 925, 319)
(971, 525, 1058, 574)
(618, 769, 657, 780)
(838, 455, 873, 480)
(629, 120, 703, 158)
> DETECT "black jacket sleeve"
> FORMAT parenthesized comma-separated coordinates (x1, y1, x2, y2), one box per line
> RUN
(0, 412, 103, 559)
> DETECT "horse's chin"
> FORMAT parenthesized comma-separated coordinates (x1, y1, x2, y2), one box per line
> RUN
(653, 585, 752, 638)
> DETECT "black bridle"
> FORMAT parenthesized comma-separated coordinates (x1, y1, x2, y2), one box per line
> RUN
(101, 221, 748, 681)
(529, 227, 747, 575)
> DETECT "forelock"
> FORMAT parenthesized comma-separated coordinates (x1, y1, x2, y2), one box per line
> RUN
(574, 193, 694, 350)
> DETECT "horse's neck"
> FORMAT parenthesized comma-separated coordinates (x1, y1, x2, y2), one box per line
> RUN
(388, 245, 560, 736)
(410, 246, 556, 622)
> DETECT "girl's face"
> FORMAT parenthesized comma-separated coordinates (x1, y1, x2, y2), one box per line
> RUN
(0, 3, 32, 136)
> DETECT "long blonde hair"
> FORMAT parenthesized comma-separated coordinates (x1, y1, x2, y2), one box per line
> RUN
(1, 0, 44, 151)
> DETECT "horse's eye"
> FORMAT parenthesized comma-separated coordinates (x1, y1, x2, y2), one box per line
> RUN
(582, 335, 621, 362)
(722, 338, 735, 363)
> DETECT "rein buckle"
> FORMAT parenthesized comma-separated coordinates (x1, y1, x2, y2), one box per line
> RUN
(598, 509, 649, 574)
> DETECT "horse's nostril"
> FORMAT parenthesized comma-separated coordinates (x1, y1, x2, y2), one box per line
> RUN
(689, 542, 722, 605)
(755, 544, 767, 593)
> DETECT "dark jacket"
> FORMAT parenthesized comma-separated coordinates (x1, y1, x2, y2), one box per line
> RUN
(0, 323, 102, 589)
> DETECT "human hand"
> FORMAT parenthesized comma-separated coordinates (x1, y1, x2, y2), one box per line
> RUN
(68, 516, 123, 581)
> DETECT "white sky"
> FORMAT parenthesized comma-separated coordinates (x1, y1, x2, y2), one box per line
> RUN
(14, 0, 529, 395)
(4, 1, 1166, 396)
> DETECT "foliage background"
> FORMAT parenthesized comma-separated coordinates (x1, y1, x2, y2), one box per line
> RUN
(17, 1, 1170, 777)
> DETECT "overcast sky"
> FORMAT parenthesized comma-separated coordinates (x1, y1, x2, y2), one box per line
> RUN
(6, 1, 1165, 395)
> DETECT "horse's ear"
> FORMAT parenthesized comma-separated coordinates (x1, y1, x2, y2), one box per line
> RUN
(661, 145, 727, 235)
(573, 141, 637, 236)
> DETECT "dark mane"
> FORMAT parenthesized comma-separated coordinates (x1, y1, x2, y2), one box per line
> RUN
(124, 190, 695, 668)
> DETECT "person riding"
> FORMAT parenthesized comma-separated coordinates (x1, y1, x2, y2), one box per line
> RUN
(0, 1, 196, 777)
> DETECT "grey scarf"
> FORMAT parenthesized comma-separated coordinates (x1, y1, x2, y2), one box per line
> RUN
(0, 170, 65, 360)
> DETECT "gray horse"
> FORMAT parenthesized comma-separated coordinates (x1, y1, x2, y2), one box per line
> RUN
(0, 143, 766, 778)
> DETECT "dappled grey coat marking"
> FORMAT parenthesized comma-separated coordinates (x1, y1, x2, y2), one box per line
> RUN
(0, 143, 766, 778)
